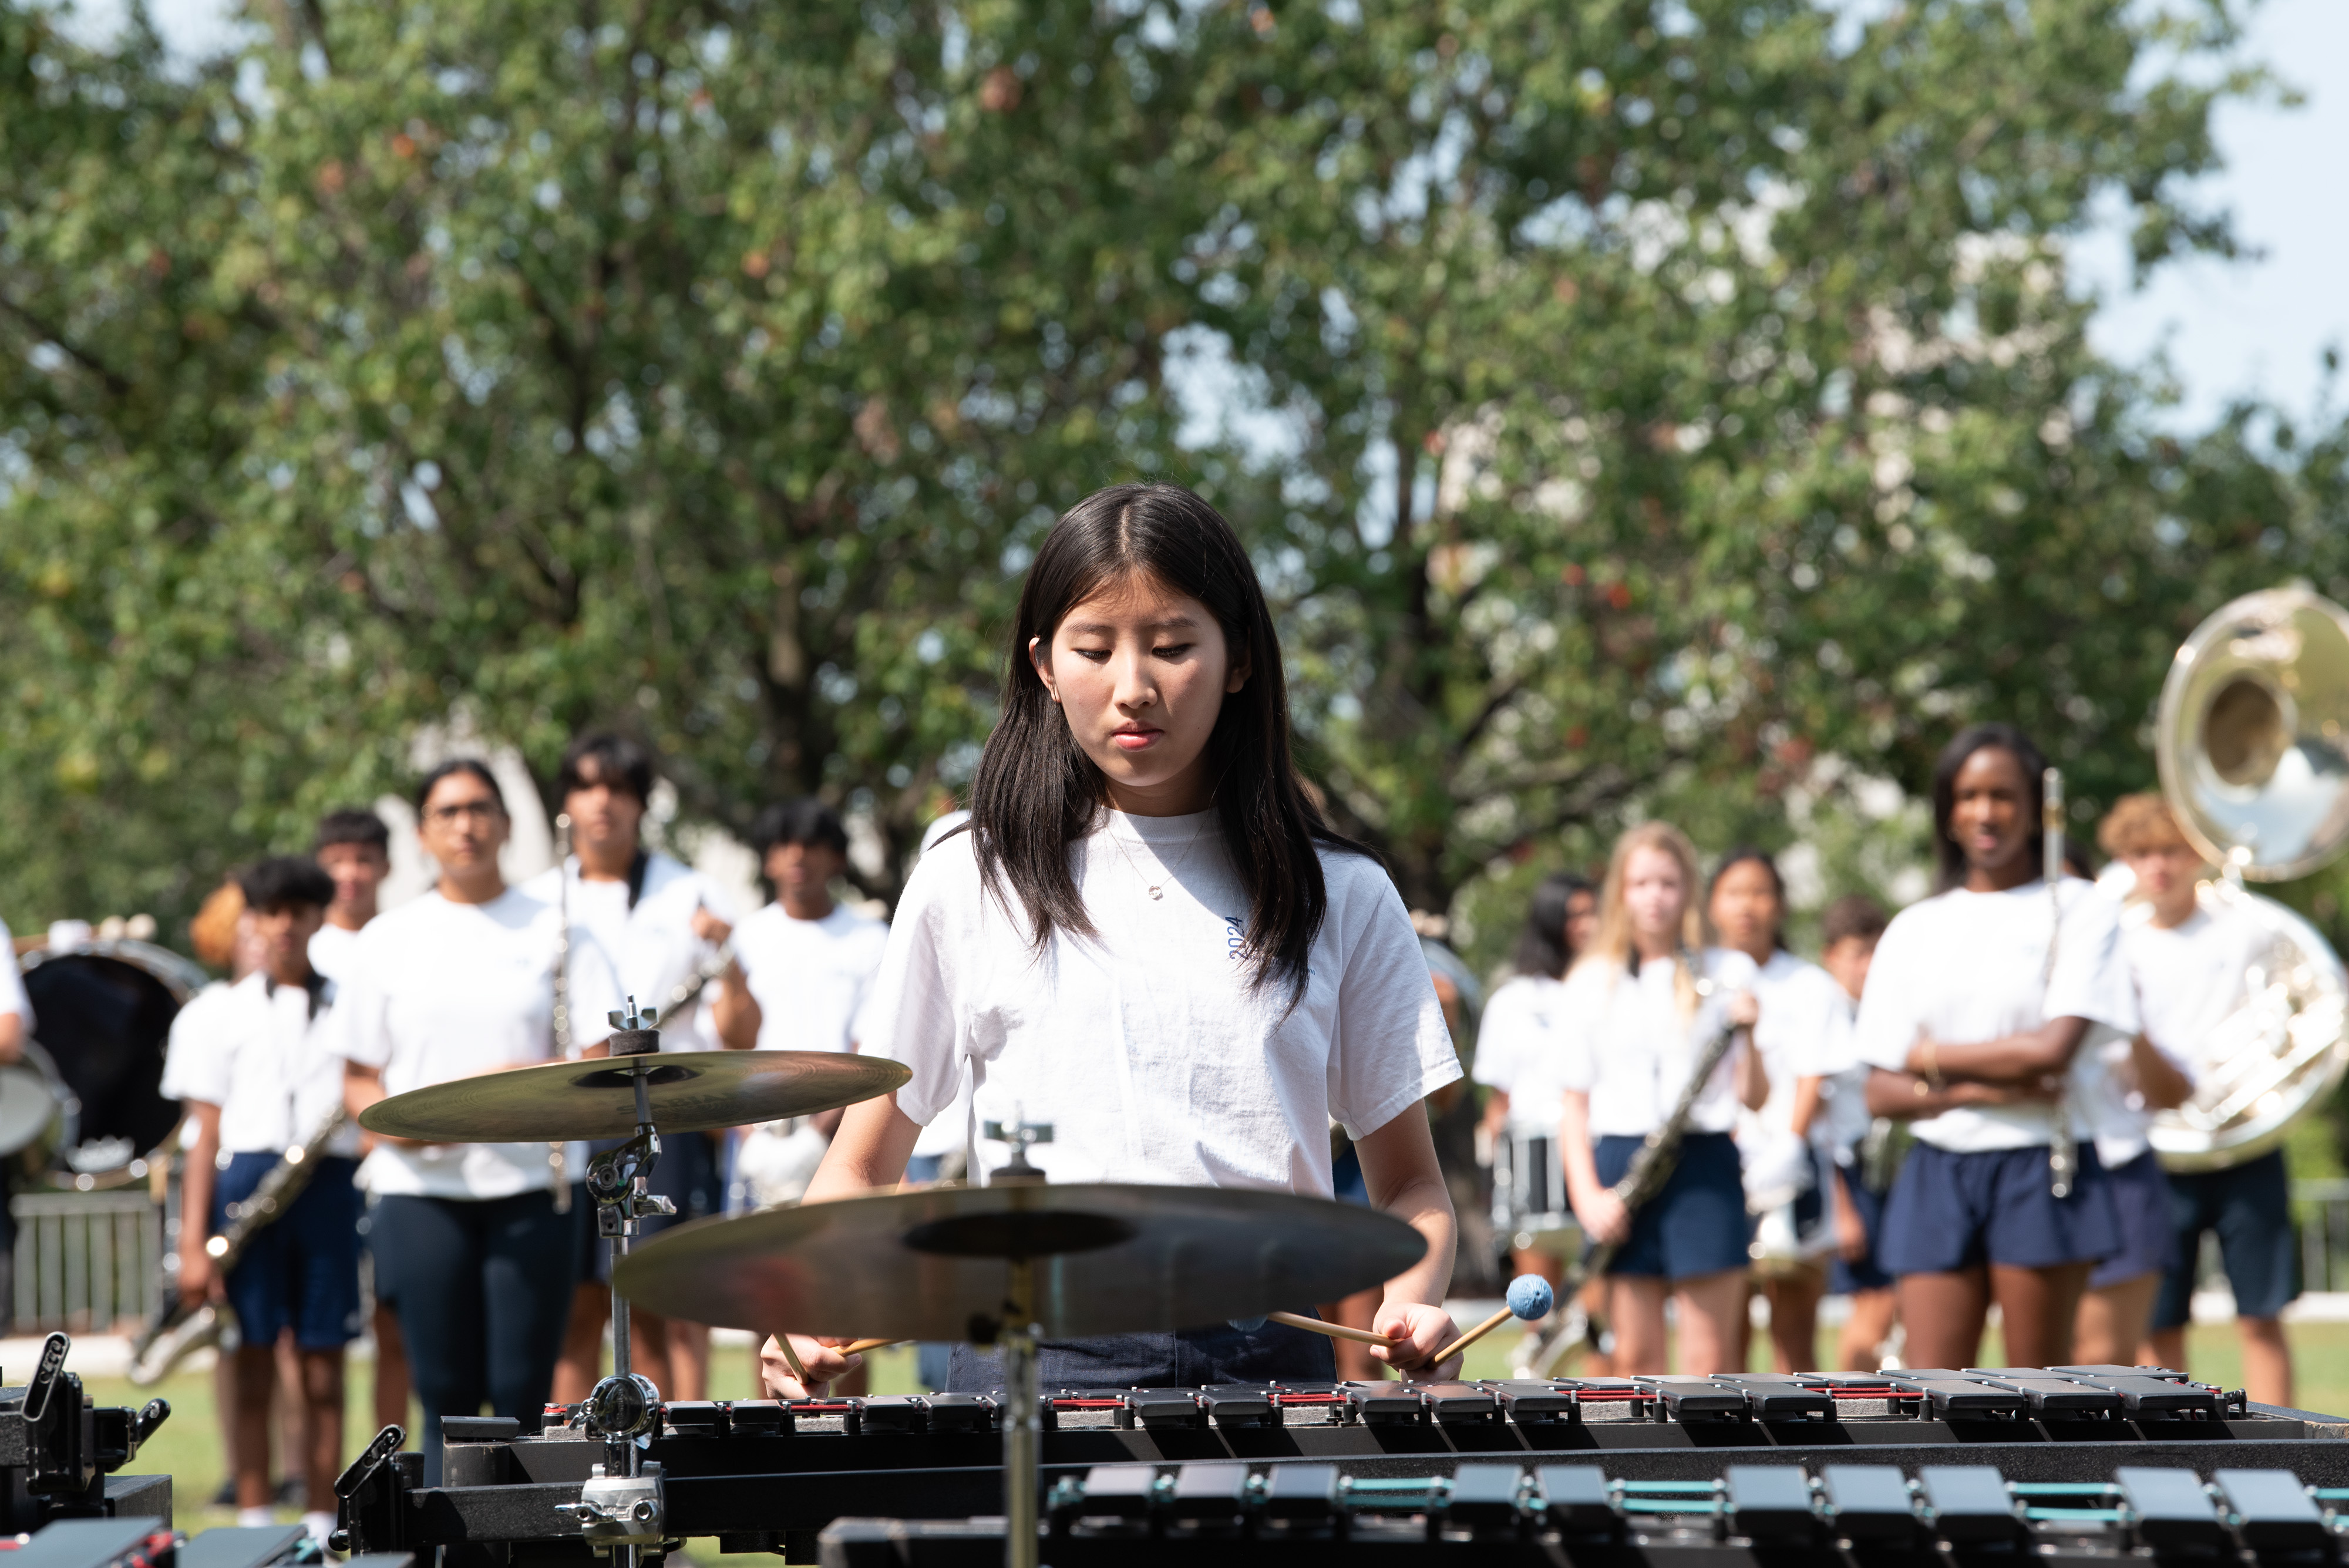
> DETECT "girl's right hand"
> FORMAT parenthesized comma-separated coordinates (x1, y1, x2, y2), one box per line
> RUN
(758, 1334, 865, 1397)
(1572, 1186, 1631, 1246)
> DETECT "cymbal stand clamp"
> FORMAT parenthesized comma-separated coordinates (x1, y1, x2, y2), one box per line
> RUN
(573, 1000, 676, 1567)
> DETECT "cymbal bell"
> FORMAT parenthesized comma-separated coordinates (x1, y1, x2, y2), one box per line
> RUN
(610, 1182, 1428, 1341)
(357, 1050, 910, 1141)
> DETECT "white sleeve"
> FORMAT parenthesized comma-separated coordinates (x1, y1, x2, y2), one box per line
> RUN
(2047, 884, 2138, 1034)
(161, 991, 229, 1105)
(0, 919, 31, 1031)
(1469, 981, 1533, 1091)
(1850, 915, 1927, 1072)
(1325, 863, 1463, 1140)
(855, 858, 970, 1128)
(329, 936, 394, 1068)
(1551, 967, 1602, 1094)
(1790, 970, 1850, 1078)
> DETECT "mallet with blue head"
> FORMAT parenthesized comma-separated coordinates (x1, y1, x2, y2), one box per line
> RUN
(1433, 1274, 1554, 1365)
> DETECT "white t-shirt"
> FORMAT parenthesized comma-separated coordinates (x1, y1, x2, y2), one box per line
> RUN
(524, 853, 732, 1053)
(1852, 878, 2139, 1154)
(1748, 951, 1850, 1142)
(858, 809, 1459, 1192)
(308, 922, 364, 985)
(329, 888, 566, 1199)
(161, 971, 361, 1158)
(1471, 974, 1567, 1135)
(732, 902, 891, 1055)
(2122, 903, 2256, 1081)
(1546, 946, 1762, 1138)
(0, 918, 33, 1029)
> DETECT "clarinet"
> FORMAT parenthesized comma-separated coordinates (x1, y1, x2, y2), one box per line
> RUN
(2044, 767, 2078, 1199)
(127, 1106, 350, 1386)
(548, 813, 574, 1214)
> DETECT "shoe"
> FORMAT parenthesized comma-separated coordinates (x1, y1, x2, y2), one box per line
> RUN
(211, 1480, 237, 1509)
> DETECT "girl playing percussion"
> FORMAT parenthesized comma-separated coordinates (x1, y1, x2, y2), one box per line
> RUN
(1855, 724, 2135, 1368)
(762, 483, 1463, 1394)
(1556, 822, 1765, 1376)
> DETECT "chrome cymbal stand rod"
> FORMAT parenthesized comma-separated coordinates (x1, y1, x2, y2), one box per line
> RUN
(562, 999, 675, 1567)
(1001, 1257, 1039, 1568)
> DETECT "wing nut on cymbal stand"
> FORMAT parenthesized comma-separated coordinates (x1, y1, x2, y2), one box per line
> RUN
(564, 998, 677, 1566)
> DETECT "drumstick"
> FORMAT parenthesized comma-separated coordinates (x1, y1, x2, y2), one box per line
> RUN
(841, 1337, 903, 1356)
(1434, 1275, 1556, 1365)
(1264, 1310, 1396, 1349)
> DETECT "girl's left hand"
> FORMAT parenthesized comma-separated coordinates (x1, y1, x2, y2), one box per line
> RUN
(1725, 990, 1759, 1029)
(1369, 1300, 1463, 1381)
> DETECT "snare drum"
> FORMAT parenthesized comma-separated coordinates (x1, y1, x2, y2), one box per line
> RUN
(1491, 1129, 1576, 1246)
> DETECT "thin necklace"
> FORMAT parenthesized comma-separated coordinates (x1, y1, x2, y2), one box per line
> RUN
(1108, 812, 1204, 901)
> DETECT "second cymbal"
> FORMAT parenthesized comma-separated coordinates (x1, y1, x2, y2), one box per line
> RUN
(357, 1050, 910, 1141)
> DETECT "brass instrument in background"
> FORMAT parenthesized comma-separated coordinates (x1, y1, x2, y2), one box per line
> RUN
(2146, 587, 2349, 1170)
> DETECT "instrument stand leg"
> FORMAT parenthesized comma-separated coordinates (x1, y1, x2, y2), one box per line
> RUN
(1000, 1259, 1038, 1568)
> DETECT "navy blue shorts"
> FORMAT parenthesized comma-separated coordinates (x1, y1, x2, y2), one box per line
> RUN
(575, 1130, 724, 1283)
(1590, 1132, 1752, 1281)
(948, 1316, 1337, 1392)
(1878, 1142, 2121, 1276)
(2153, 1148, 2301, 1327)
(214, 1152, 364, 1350)
(2089, 1149, 2177, 1290)
(1828, 1162, 1895, 1294)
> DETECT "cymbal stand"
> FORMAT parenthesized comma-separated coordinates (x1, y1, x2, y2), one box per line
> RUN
(557, 1000, 677, 1567)
(982, 1118, 1051, 1568)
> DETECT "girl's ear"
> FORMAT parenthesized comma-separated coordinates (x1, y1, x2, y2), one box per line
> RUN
(1224, 650, 1252, 695)
(1029, 635, 1061, 704)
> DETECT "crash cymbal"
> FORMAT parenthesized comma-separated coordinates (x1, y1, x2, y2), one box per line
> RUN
(610, 1182, 1427, 1341)
(357, 1051, 910, 1141)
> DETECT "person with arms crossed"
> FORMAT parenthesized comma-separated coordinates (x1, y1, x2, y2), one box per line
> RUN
(1855, 724, 2135, 1368)
(166, 859, 362, 1543)
(1813, 895, 1899, 1371)
(0, 912, 32, 1333)
(2099, 795, 2297, 1402)
(539, 732, 759, 1407)
(1711, 847, 1848, 1373)
(334, 760, 575, 1484)
(760, 483, 1463, 1394)
(307, 806, 410, 1435)
(1556, 823, 1767, 1377)
(728, 799, 891, 1209)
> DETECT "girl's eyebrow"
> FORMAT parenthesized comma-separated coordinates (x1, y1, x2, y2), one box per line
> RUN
(1064, 613, 1202, 636)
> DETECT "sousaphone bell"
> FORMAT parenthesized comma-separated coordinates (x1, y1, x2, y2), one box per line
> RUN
(2147, 587, 2349, 1170)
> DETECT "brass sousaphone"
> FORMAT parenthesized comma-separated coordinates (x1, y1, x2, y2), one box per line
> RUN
(2148, 586, 2349, 1169)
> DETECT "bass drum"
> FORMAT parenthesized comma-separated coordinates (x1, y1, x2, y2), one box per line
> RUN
(18, 940, 209, 1180)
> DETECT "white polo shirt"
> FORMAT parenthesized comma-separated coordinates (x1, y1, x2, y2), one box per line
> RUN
(1541, 946, 1761, 1139)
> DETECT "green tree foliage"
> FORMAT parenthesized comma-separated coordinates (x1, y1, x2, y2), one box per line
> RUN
(1, 0, 2341, 941)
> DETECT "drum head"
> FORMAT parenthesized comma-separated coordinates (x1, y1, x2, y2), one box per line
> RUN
(21, 946, 196, 1171)
(0, 1044, 65, 1158)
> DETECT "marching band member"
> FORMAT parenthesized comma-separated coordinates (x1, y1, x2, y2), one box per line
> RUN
(1710, 847, 1847, 1373)
(760, 482, 1464, 1394)
(2104, 796, 2298, 1403)
(308, 807, 409, 1434)
(1815, 894, 1898, 1370)
(538, 732, 759, 1407)
(1856, 724, 2136, 1369)
(728, 799, 890, 1211)
(2067, 795, 2199, 1364)
(0, 914, 32, 1335)
(1556, 822, 1766, 1377)
(164, 859, 361, 1543)
(1474, 872, 1597, 1291)
(335, 759, 576, 1485)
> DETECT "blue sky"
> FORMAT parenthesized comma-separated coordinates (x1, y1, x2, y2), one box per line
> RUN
(92, 0, 2349, 440)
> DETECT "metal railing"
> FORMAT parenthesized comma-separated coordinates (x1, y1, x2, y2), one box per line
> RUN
(9, 1190, 162, 1335)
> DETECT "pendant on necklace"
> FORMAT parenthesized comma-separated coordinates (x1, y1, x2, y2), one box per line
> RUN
(1148, 886, 1165, 901)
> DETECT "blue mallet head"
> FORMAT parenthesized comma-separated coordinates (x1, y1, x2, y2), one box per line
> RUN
(1506, 1274, 1554, 1321)
(1227, 1315, 1268, 1333)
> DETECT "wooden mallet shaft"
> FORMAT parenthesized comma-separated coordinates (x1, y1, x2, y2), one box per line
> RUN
(1266, 1310, 1396, 1349)
(840, 1337, 903, 1357)
(774, 1334, 812, 1384)
(1433, 1304, 1516, 1366)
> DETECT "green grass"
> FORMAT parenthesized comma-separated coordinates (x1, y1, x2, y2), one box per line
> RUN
(82, 1325, 2349, 1537)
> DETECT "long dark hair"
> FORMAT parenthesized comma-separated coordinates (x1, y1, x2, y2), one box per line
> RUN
(1513, 872, 1593, 980)
(968, 483, 1360, 994)
(1930, 722, 2049, 893)
(1708, 846, 1789, 951)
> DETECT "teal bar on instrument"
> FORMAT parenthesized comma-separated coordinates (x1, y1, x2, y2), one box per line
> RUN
(2026, 1508, 2126, 1524)
(1620, 1480, 1722, 1493)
